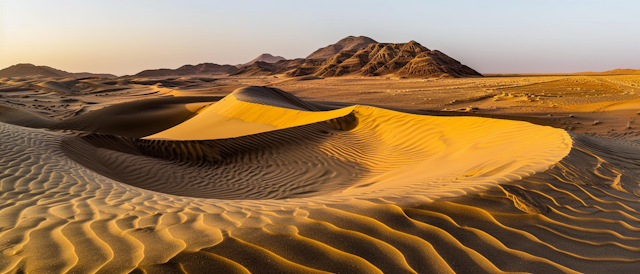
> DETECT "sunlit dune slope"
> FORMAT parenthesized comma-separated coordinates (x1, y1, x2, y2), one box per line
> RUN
(3, 86, 640, 273)
(130, 86, 572, 199)
(145, 86, 357, 140)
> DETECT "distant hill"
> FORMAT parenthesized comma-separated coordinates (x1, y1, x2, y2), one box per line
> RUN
(306, 36, 377, 60)
(134, 63, 239, 77)
(238, 54, 286, 68)
(0, 63, 117, 79)
(580, 68, 640, 75)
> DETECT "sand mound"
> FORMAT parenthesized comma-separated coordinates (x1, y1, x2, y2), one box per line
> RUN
(37, 80, 74, 93)
(2, 87, 640, 273)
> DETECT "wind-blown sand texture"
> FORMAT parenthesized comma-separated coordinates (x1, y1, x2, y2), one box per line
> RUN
(3, 76, 640, 273)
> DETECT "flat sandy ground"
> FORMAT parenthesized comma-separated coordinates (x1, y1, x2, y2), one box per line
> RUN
(1, 74, 640, 273)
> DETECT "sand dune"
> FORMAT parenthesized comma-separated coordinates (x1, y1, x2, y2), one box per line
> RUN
(2, 85, 640, 273)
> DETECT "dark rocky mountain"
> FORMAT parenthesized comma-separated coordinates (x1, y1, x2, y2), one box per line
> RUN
(288, 40, 482, 78)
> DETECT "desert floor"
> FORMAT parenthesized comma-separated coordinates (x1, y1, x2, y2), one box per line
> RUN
(1, 74, 640, 273)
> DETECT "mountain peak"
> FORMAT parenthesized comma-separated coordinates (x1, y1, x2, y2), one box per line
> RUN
(0, 63, 70, 78)
(240, 53, 287, 67)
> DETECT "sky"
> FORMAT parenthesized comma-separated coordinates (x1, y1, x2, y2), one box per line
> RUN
(1, 0, 639, 76)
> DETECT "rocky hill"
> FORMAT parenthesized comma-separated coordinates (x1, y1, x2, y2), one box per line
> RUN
(288, 40, 481, 78)
(134, 63, 239, 77)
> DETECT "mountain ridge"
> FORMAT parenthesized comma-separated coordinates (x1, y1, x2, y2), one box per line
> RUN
(3, 36, 483, 79)
(0, 63, 117, 79)
(134, 63, 239, 77)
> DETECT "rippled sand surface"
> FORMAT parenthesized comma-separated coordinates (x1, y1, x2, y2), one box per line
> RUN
(2, 86, 640, 273)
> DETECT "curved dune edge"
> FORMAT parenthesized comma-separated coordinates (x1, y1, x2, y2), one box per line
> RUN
(3, 88, 640, 272)
(0, 96, 224, 138)
(144, 93, 357, 140)
(61, 86, 571, 201)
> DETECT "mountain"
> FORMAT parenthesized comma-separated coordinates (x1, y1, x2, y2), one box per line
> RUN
(287, 40, 482, 78)
(231, 38, 481, 78)
(2, 37, 480, 79)
(306, 36, 378, 60)
(239, 54, 286, 68)
(134, 63, 239, 77)
(0, 63, 117, 79)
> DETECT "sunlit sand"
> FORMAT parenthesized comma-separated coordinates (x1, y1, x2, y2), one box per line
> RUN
(2, 72, 640, 272)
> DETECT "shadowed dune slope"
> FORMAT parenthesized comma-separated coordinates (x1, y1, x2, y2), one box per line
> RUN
(0, 96, 222, 137)
(3, 86, 640, 273)
(54, 96, 222, 137)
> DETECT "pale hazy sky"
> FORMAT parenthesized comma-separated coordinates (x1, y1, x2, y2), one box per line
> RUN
(1, 0, 638, 76)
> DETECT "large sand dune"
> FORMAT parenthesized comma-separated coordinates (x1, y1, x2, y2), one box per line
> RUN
(2, 85, 640, 273)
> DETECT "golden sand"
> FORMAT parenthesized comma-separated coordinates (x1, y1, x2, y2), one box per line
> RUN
(1, 78, 640, 273)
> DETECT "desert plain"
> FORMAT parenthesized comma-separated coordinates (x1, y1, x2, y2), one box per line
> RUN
(2, 37, 640, 273)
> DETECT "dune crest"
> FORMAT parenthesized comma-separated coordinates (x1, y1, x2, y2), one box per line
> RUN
(145, 87, 357, 140)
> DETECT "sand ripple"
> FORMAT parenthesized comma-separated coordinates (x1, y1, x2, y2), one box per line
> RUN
(1, 87, 640, 273)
